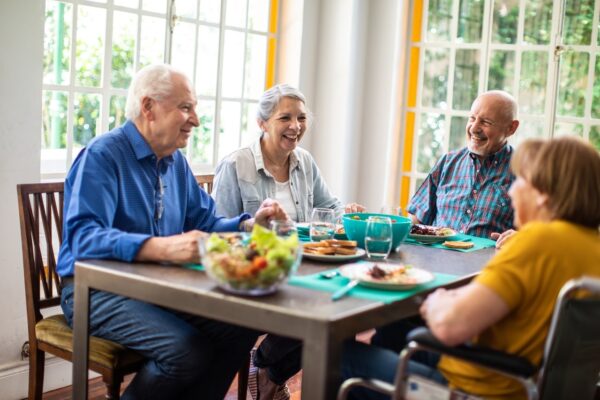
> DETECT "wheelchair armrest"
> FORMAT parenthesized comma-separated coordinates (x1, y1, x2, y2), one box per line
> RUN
(407, 327, 537, 378)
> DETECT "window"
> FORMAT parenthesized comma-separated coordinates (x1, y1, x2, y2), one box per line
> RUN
(398, 0, 600, 209)
(41, 0, 278, 177)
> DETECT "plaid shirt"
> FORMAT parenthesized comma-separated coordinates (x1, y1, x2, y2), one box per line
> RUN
(407, 145, 515, 238)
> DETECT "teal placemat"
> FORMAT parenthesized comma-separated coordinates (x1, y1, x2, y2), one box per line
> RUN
(184, 263, 204, 271)
(403, 233, 496, 252)
(288, 269, 458, 304)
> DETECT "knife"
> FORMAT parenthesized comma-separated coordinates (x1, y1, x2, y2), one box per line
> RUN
(331, 279, 359, 301)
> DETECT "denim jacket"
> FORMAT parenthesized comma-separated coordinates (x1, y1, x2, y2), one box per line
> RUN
(212, 136, 343, 222)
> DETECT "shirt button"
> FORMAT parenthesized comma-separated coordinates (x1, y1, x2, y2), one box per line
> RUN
(466, 209, 471, 214)
(295, 201, 299, 205)
(473, 189, 477, 194)
(460, 230, 465, 234)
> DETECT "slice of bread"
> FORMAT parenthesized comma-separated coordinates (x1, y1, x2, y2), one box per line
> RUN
(324, 239, 358, 248)
(304, 246, 337, 255)
(334, 247, 357, 255)
(442, 241, 474, 249)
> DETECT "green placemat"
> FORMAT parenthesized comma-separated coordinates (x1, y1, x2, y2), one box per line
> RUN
(288, 269, 458, 304)
(184, 263, 204, 271)
(403, 233, 496, 252)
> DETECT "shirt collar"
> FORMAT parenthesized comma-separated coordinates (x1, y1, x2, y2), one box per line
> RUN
(123, 120, 175, 167)
(250, 134, 300, 173)
(468, 143, 513, 164)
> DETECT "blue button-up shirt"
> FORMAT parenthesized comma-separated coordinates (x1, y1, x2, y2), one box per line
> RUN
(407, 145, 515, 238)
(56, 120, 248, 277)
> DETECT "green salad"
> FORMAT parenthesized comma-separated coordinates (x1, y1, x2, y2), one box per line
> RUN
(204, 225, 299, 291)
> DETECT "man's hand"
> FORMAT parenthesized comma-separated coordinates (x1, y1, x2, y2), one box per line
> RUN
(490, 229, 516, 249)
(344, 203, 366, 213)
(242, 199, 290, 230)
(136, 230, 207, 264)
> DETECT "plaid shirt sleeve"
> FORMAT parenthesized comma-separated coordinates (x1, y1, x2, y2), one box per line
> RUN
(407, 155, 447, 225)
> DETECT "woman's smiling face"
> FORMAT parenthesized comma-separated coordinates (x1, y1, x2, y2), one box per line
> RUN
(259, 97, 307, 154)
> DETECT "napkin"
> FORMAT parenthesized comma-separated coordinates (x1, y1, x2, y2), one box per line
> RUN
(403, 233, 496, 252)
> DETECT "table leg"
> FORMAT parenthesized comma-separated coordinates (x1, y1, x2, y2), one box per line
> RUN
(72, 276, 90, 399)
(300, 329, 343, 400)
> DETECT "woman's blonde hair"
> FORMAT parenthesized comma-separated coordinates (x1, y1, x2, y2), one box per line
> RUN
(513, 137, 600, 229)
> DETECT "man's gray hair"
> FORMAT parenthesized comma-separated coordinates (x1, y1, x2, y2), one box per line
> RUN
(256, 84, 307, 121)
(125, 64, 188, 120)
(478, 90, 519, 122)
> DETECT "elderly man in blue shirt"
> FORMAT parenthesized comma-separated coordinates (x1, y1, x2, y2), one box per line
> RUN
(408, 90, 520, 243)
(56, 64, 287, 400)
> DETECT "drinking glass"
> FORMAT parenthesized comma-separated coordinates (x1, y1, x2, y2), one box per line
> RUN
(365, 216, 393, 260)
(310, 208, 335, 242)
(270, 220, 297, 237)
(380, 205, 403, 216)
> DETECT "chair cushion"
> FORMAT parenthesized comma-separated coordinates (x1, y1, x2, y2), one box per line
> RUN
(36, 314, 144, 369)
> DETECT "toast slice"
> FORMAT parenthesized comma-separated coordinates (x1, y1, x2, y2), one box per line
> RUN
(442, 241, 474, 249)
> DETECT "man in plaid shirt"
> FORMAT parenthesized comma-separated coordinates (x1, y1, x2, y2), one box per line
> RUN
(407, 90, 520, 239)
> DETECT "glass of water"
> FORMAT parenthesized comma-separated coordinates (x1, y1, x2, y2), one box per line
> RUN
(365, 216, 393, 260)
(310, 208, 335, 242)
(270, 220, 297, 237)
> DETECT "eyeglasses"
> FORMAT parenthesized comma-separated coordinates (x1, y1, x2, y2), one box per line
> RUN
(155, 174, 164, 222)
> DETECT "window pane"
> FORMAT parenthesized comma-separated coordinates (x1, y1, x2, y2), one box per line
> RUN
(75, 6, 106, 87)
(191, 100, 215, 164)
(171, 21, 196, 80)
(244, 34, 267, 99)
(554, 122, 583, 138)
(196, 25, 219, 96)
(222, 30, 245, 98)
(593, 55, 600, 119)
(114, 0, 139, 8)
(42, 90, 68, 149)
(73, 93, 101, 153)
(43, 1, 72, 85)
(218, 101, 241, 161)
(109, 95, 127, 130)
(557, 51, 589, 117)
(426, 0, 453, 42)
(523, 0, 552, 44)
(177, 0, 197, 19)
(590, 126, 600, 151)
(511, 118, 545, 147)
(248, 0, 269, 32)
(111, 11, 137, 89)
(199, 0, 221, 23)
(226, 0, 247, 28)
(563, 0, 594, 45)
(422, 48, 449, 109)
(417, 113, 446, 173)
(142, 0, 167, 14)
(492, 0, 518, 44)
(519, 51, 548, 114)
(453, 49, 480, 110)
(241, 101, 261, 146)
(488, 50, 515, 92)
(449, 116, 467, 151)
(457, 0, 483, 43)
(140, 16, 166, 67)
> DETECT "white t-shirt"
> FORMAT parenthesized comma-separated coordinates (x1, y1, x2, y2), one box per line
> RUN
(274, 180, 298, 221)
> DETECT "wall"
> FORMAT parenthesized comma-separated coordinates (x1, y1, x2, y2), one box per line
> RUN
(0, 0, 46, 398)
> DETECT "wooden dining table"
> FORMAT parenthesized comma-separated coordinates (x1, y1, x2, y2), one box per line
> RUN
(72, 243, 495, 399)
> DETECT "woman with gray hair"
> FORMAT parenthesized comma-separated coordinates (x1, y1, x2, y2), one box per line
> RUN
(212, 84, 363, 222)
(212, 84, 364, 400)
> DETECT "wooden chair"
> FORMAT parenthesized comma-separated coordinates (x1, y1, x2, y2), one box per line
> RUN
(195, 174, 215, 194)
(17, 183, 144, 399)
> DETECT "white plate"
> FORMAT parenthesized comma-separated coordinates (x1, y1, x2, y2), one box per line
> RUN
(408, 228, 458, 244)
(339, 262, 434, 290)
(302, 248, 366, 262)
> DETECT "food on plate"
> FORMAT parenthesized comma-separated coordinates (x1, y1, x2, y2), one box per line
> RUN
(303, 239, 358, 256)
(203, 225, 299, 290)
(410, 224, 455, 236)
(350, 215, 400, 223)
(335, 225, 345, 235)
(442, 240, 474, 249)
(364, 264, 418, 284)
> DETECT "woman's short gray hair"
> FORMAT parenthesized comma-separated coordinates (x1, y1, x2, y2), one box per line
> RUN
(125, 64, 187, 120)
(256, 84, 307, 121)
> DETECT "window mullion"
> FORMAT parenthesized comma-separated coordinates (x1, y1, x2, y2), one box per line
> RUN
(66, 1, 79, 168)
(165, 0, 175, 63)
(100, 0, 114, 135)
(212, 0, 228, 166)
(238, 0, 251, 148)
(545, 0, 567, 138)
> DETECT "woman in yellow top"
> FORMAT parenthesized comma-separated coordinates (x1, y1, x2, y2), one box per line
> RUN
(341, 136, 600, 399)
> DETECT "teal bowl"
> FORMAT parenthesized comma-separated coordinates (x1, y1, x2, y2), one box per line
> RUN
(342, 213, 412, 251)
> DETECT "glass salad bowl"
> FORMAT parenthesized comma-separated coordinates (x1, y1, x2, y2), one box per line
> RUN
(199, 225, 302, 296)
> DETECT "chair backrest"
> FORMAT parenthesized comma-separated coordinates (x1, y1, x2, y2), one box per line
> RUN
(17, 183, 65, 335)
(195, 174, 214, 194)
(538, 277, 600, 400)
